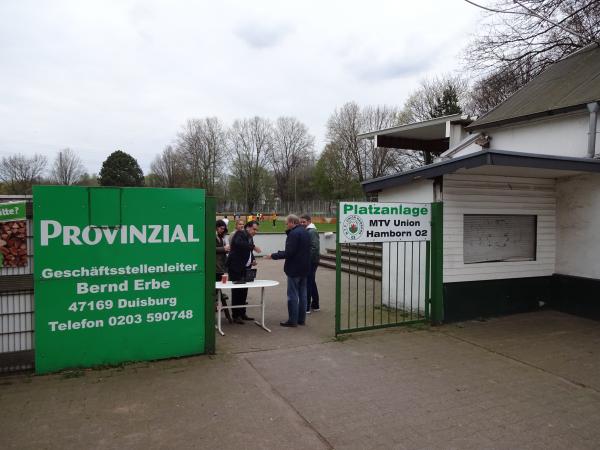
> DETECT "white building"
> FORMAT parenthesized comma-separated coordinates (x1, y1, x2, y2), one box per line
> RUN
(360, 45, 600, 322)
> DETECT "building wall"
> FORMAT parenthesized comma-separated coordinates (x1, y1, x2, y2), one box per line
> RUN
(448, 123, 468, 149)
(555, 173, 600, 279)
(450, 111, 595, 159)
(377, 180, 434, 310)
(377, 179, 434, 203)
(447, 142, 481, 158)
(487, 112, 594, 157)
(443, 173, 556, 282)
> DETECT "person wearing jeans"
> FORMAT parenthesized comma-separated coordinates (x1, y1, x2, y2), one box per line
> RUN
(286, 275, 307, 326)
(266, 214, 310, 327)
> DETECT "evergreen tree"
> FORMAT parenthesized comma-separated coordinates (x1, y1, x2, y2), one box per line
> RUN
(98, 150, 145, 187)
(431, 85, 462, 118)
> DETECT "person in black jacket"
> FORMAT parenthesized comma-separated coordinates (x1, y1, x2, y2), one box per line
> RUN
(265, 214, 310, 327)
(300, 214, 320, 313)
(215, 220, 232, 324)
(216, 220, 230, 279)
(227, 220, 259, 324)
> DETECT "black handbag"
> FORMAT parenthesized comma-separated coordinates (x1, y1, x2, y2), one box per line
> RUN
(244, 269, 257, 283)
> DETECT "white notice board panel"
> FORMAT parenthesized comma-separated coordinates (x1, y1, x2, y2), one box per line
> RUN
(463, 214, 537, 264)
(339, 202, 431, 243)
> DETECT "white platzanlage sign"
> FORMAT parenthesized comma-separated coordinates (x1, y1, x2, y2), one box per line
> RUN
(339, 202, 431, 243)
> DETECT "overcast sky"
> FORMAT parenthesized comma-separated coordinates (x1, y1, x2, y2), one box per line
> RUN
(0, 0, 480, 174)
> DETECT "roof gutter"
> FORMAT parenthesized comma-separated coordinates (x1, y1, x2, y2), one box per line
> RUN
(587, 102, 599, 158)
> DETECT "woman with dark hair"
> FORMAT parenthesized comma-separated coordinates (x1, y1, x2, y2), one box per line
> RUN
(216, 219, 232, 323)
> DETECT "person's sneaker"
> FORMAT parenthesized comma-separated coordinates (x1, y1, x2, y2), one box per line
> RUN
(241, 315, 254, 321)
(306, 310, 311, 314)
(233, 318, 245, 324)
(298, 322, 306, 326)
(312, 308, 320, 312)
(280, 321, 297, 327)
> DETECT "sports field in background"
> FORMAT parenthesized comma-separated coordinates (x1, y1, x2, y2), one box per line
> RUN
(255, 220, 336, 233)
(222, 219, 337, 234)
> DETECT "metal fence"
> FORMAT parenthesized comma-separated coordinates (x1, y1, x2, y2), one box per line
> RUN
(216, 199, 364, 216)
(336, 242, 430, 334)
(0, 195, 34, 373)
(334, 202, 444, 335)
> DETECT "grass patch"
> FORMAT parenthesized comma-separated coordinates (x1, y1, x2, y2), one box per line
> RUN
(61, 369, 85, 379)
(373, 304, 412, 319)
(404, 322, 430, 332)
(91, 362, 127, 371)
(255, 221, 337, 234)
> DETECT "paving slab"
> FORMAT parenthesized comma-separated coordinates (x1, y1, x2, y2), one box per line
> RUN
(0, 355, 328, 450)
(3, 258, 600, 449)
(442, 310, 600, 391)
(215, 259, 336, 354)
(246, 326, 600, 450)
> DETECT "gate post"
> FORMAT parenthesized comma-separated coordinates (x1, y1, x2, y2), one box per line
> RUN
(335, 204, 341, 336)
(204, 196, 216, 354)
(430, 202, 444, 324)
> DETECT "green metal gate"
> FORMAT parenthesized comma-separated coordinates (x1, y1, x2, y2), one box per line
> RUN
(335, 202, 443, 335)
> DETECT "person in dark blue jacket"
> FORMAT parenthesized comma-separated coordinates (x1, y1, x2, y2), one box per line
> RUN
(265, 214, 310, 327)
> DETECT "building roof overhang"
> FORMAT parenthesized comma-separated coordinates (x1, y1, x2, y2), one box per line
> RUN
(362, 149, 600, 193)
(358, 114, 472, 153)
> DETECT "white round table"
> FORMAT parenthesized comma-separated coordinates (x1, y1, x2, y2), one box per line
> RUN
(215, 279, 280, 335)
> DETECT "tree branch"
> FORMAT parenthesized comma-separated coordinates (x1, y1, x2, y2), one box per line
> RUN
(511, 0, 588, 41)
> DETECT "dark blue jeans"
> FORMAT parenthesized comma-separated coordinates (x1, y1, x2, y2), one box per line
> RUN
(306, 263, 320, 311)
(287, 276, 307, 325)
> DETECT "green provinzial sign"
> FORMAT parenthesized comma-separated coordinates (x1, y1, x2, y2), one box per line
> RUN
(339, 201, 431, 243)
(33, 186, 207, 374)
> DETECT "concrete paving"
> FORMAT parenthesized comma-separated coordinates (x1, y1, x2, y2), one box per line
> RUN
(2, 260, 600, 449)
(215, 259, 336, 354)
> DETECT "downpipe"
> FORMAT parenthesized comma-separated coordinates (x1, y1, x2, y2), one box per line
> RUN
(587, 102, 599, 158)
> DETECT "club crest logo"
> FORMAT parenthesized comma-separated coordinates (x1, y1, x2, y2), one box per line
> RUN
(342, 215, 364, 241)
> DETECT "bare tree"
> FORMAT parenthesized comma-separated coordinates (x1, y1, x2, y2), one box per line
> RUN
(176, 117, 226, 195)
(394, 76, 468, 164)
(51, 148, 85, 185)
(467, 64, 534, 115)
(314, 142, 363, 203)
(393, 150, 427, 172)
(201, 117, 226, 195)
(229, 117, 274, 211)
(270, 117, 315, 202)
(150, 145, 183, 187)
(0, 154, 47, 194)
(398, 75, 468, 124)
(465, 0, 600, 112)
(326, 102, 367, 181)
(327, 102, 410, 182)
(362, 105, 402, 179)
(78, 172, 98, 186)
